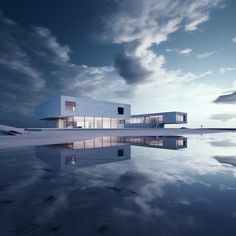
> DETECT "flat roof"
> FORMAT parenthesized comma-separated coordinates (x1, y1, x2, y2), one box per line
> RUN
(60, 95, 131, 106)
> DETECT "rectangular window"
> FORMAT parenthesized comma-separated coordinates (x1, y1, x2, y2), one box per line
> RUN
(65, 101, 76, 111)
(118, 107, 124, 115)
(111, 118, 118, 128)
(118, 149, 124, 157)
(176, 115, 184, 122)
(95, 117, 103, 128)
(63, 117, 75, 128)
(74, 116, 84, 128)
(84, 117, 94, 128)
(150, 115, 164, 123)
(103, 118, 111, 128)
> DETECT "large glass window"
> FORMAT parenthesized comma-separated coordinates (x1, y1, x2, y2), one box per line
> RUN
(129, 117, 145, 123)
(150, 115, 163, 123)
(95, 117, 103, 128)
(145, 117, 150, 123)
(65, 101, 76, 111)
(63, 117, 75, 128)
(103, 118, 110, 128)
(111, 118, 118, 128)
(84, 117, 94, 128)
(176, 115, 184, 122)
(118, 118, 125, 128)
(74, 116, 84, 128)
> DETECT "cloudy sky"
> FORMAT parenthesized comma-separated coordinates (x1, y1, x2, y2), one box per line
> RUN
(0, 0, 236, 127)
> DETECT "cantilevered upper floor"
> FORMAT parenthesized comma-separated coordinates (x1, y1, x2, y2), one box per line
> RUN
(36, 95, 131, 128)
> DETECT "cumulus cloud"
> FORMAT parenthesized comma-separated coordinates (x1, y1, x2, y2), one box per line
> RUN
(197, 51, 215, 59)
(219, 67, 236, 74)
(211, 113, 236, 121)
(214, 91, 236, 104)
(114, 53, 153, 84)
(103, 0, 222, 85)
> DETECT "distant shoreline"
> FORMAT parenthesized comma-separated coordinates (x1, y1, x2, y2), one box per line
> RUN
(0, 128, 236, 150)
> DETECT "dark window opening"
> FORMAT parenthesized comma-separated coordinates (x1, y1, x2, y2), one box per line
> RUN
(118, 107, 124, 115)
(183, 115, 186, 122)
(118, 149, 124, 157)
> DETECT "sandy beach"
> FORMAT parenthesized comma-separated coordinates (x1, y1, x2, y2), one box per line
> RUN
(0, 128, 236, 149)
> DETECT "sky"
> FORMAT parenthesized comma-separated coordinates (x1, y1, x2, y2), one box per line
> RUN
(0, 0, 236, 128)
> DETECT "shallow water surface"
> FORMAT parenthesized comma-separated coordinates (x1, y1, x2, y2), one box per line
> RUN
(1, 133, 236, 235)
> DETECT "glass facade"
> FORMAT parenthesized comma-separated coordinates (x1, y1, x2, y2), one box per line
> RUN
(62, 116, 120, 128)
(103, 118, 111, 128)
(95, 117, 103, 128)
(129, 115, 163, 124)
(111, 118, 118, 128)
(149, 115, 164, 123)
(85, 117, 94, 128)
(74, 116, 84, 128)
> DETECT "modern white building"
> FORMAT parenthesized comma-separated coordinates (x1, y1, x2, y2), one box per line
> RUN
(125, 112, 187, 128)
(36, 95, 131, 128)
(36, 95, 187, 128)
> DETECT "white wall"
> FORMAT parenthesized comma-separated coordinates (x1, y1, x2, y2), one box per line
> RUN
(36, 95, 131, 120)
(60, 96, 131, 118)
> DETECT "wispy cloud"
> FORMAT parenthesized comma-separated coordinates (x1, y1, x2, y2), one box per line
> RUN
(211, 113, 236, 121)
(103, 0, 222, 84)
(166, 48, 192, 55)
(219, 67, 236, 74)
(214, 91, 236, 104)
(232, 36, 236, 43)
(197, 51, 215, 59)
(179, 48, 192, 55)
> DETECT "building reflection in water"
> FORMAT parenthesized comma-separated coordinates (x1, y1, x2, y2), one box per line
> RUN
(35, 136, 187, 171)
(119, 136, 187, 150)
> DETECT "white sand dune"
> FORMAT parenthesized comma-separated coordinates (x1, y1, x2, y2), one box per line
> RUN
(0, 127, 236, 149)
(0, 124, 26, 135)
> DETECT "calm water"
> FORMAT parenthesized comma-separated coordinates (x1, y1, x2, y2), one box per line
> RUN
(1, 133, 236, 235)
